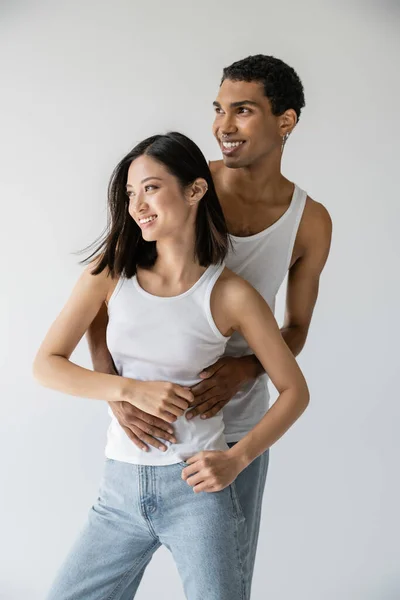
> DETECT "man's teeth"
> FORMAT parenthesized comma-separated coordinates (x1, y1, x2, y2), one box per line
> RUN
(222, 141, 244, 148)
(139, 215, 157, 224)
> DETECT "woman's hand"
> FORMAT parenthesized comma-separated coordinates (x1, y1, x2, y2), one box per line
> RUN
(181, 449, 246, 493)
(122, 380, 194, 423)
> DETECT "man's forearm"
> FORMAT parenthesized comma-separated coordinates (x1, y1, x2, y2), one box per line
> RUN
(241, 325, 307, 381)
(280, 325, 307, 357)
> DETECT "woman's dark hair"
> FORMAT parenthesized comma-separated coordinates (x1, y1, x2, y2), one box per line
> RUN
(84, 131, 229, 278)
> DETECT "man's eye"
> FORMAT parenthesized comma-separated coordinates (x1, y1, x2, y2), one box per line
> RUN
(214, 107, 224, 114)
(238, 107, 250, 114)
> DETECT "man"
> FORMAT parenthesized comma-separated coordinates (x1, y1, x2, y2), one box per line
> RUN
(88, 54, 332, 596)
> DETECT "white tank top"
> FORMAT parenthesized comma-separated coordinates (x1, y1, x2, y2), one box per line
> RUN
(223, 183, 307, 442)
(105, 263, 230, 465)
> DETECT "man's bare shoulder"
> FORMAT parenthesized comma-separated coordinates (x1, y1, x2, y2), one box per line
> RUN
(209, 159, 224, 173)
(298, 195, 332, 250)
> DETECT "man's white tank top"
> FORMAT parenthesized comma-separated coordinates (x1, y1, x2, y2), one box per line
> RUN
(223, 183, 307, 442)
(105, 263, 230, 465)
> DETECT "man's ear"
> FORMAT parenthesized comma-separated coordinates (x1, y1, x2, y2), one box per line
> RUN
(187, 178, 208, 206)
(279, 108, 297, 138)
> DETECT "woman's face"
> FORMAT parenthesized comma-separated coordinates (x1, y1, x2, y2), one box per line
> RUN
(126, 155, 197, 243)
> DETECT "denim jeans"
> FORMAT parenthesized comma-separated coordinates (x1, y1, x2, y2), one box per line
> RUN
(46, 457, 250, 600)
(119, 443, 270, 599)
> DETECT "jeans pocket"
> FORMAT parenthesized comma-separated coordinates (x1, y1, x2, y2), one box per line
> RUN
(229, 481, 246, 523)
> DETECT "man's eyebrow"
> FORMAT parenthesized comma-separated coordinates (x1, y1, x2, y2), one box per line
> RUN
(213, 100, 259, 108)
(126, 177, 163, 188)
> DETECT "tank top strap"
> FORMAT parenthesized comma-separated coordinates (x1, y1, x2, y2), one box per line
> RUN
(203, 263, 229, 341)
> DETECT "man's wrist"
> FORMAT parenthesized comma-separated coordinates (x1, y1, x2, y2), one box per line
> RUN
(240, 355, 264, 381)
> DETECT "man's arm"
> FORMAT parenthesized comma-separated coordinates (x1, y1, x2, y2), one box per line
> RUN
(187, 200, 332, 419)
(87, 303, 177, 451)
(281, 200, 332, 356)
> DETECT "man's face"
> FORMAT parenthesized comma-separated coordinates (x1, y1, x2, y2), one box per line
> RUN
(212, 79, 281, 168)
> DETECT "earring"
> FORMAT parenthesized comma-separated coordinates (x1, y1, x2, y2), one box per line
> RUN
(281, 133, 290, 152)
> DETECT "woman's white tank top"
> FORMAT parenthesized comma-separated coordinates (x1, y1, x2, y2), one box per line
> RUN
(105, 263, 229, 465)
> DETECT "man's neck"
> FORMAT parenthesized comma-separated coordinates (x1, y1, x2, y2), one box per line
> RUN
(213, 152, 291, 207)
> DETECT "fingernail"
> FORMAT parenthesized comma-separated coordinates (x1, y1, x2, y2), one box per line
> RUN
(201, 415, 207, 419)
(186, 413, 193, 420)
(171, 439, 177, 444)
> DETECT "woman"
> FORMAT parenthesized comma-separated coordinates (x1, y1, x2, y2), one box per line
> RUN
(33, 132, 309, 600)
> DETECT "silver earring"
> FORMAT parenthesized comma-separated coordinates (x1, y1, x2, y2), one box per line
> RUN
(281, 133, 290, 152)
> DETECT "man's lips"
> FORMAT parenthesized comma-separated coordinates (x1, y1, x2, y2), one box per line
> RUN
(220, 140, 246, 155)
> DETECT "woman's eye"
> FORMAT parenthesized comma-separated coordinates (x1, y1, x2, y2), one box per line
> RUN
(145, 185, 157, 192)
(126, 191, 134, 198)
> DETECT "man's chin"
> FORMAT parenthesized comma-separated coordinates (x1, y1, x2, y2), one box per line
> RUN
(222, 155, 246, 169)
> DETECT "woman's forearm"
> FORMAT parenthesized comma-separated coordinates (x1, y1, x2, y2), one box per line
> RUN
(228, 386, 310, 470)
(33, 354, 127, 403)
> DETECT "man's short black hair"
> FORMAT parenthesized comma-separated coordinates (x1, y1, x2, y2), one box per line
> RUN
(221, 54, 305, 120)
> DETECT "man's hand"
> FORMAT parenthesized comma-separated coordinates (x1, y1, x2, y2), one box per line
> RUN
(110, 401, 177, 453)
(186, 356, 261, 420)
(181, 450, 245, 492)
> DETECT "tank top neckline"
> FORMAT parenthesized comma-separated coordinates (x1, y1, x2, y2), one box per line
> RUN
(228, 183, 300, 243)
(132, 263, 219, 301)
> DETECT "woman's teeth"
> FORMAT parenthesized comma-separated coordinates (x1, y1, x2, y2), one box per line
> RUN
(139, 215, 157, 224)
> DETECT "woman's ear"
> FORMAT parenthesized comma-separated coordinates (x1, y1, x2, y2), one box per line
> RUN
(187, 178, 208, 206)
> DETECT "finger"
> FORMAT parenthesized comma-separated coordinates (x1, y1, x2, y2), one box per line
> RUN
(165, 403, 186, 418)
(193, 481, 215, 493)
(195, 387, 223, 406)
(171, 395, 191, 411)
(181, 463, 201, 480)
(121, 425, 149, 452)
(199, 359, 225, 379)
(185, 453, 202, 465)
(201, 399, 228, 419)
(160, 410, 179, 423)
(191, 379, 217, 397)
(186, 473, 206, 488)
(137, 411, 175, 435)
(186, 397, 219, 420)
(133, 419, 177, 444)
(173, 385, 194, 403)
(131, 427, 169, 452)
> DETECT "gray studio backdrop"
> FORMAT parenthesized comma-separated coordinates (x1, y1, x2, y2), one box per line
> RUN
(0, 1, 399, 599)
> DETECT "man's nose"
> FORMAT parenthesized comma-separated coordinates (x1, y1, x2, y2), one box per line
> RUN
(220, 114, 237, 136)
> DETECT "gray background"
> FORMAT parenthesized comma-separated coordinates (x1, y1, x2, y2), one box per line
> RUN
(0, 1, 399, 598)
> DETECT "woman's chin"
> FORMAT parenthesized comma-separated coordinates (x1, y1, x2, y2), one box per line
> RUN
(142, 231, 157, 243)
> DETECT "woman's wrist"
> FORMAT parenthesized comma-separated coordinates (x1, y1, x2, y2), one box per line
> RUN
(226, 443, 252, 473)
(117, 377, 141, 405)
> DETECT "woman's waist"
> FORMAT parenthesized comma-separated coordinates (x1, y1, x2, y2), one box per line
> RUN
(106, 410, 227, 465)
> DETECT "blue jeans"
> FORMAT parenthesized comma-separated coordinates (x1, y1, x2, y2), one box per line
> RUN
(120, 443, 270, 599)
(46, 457, 251, 600)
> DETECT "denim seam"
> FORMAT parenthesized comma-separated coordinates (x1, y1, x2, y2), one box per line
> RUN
(229, 486, 247, 600)
(105, 538, 160, 600)
(137, 465, 158, 540)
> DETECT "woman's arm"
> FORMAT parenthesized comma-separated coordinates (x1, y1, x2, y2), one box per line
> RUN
(33, 266, 192, 420)
(182, 274, 309, 492)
